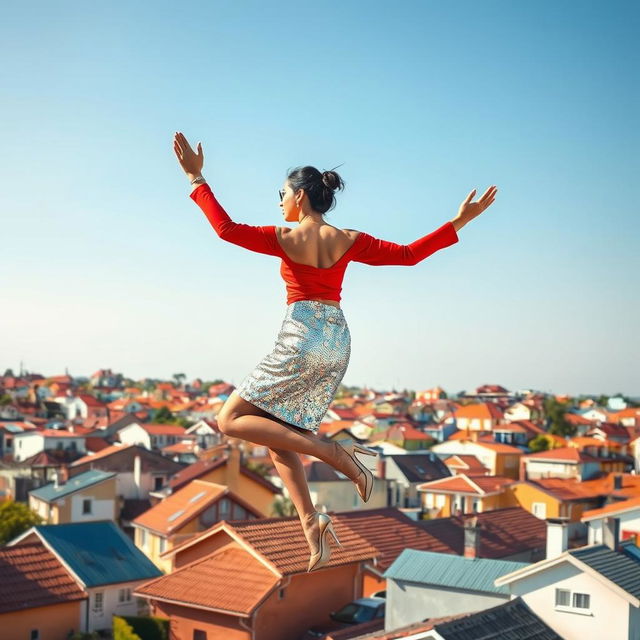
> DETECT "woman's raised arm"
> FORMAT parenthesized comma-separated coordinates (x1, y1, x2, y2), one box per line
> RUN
(173, 132, 279, 257)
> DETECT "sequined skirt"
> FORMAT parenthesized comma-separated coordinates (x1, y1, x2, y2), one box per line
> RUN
(235, 300, 351, 434)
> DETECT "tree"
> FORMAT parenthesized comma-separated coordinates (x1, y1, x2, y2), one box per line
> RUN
(0, 500, 44, 545)
(528, 434, 551, 453)
(543, 397, 576, 438)
(153, 406, 177, 424)
(172, 373, 186, 389)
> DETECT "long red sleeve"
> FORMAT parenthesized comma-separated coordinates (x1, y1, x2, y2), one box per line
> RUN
(189, 183, 279, 256)
(352, 221, 459, 266)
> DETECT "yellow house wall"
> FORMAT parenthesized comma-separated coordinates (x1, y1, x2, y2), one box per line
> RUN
(508, 484, 561, 519)
(197, 468, 276, 516)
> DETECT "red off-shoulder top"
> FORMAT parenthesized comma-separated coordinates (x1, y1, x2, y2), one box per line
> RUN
(190, 183, 459, 304)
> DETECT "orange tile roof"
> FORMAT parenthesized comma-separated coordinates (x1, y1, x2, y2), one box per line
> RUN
(135, 546, 278, 615)
(133, 479, 235, 535)
(70, 443, 134, 466)
(0, 543, 87, 614)
(418, 474, 513, 495)
(530, 478, 610, 501)
(163, 514, 379, 576)
(475, 441, 523, 454)
(524, 446, 597, 463)
(582, 496, 640, 521)
(444, 455, 488, 474)
(141, 423, 186, 436)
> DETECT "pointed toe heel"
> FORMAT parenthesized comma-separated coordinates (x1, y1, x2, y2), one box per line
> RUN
(306, 513, 340, 573)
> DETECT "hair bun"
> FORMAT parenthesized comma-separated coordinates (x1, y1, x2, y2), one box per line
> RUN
(321, 170, 344, 192)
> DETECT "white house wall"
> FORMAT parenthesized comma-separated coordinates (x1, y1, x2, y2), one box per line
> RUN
(86, 582, 147, 632)
(508, 561, 631, 640)
(385, 580, 507, 632)
(70, 493, 115, 521)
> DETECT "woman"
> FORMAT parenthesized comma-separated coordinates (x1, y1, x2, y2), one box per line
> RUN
(172, 131, 497, 572)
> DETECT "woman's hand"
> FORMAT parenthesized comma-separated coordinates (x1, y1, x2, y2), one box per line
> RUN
(173, 131, 204, 178)
(454, 185, 498, 231)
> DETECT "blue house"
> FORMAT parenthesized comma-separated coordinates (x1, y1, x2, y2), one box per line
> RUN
(9, 520, 163, 633)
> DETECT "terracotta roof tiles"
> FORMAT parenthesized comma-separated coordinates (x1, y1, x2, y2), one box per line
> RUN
(0, 543, 86, 614)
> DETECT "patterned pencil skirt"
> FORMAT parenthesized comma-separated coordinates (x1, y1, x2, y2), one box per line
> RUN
(235, 300, 351, 434)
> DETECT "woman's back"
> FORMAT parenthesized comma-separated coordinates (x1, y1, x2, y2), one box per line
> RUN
(275, 226, 359, 270)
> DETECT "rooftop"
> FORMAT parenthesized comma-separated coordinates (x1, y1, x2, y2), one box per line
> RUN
(383, 548, 527, 595)
(29, 469, 116, 503)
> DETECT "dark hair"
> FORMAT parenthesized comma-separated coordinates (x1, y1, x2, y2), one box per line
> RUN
(286, 165, 345, 214)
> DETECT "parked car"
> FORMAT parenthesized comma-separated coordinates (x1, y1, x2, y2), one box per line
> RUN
(300, 597, 386, 639)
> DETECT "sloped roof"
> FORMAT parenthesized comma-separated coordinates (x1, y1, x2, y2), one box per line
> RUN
(582, 495, 640, 521)
(383, 548, 527, 595)
(389, 453, 451, 483)
(569, 543, 640, 599)
(168, 454, 281, 495)
(0, 542, 87, 614)
(135, 546, 278, 616)
(29, 469, 116, 503)
(416, 507, 547, 560)
(14, 521, 162, 587)
(133, 479, 261, 535)
(418, 474, 513, 496)
(433, 597, 561, 640)
(164, 514, 379, 576)
(524, 446, 598, 463)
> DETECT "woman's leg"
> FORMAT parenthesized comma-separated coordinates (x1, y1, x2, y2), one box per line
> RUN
(268, 446, 316, 519)
(217, 392, 334, 462)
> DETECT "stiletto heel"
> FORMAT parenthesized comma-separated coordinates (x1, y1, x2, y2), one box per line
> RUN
(326, 521, 342, 547)
(306, 512, 340, 573)
(334, 438, 378, 503)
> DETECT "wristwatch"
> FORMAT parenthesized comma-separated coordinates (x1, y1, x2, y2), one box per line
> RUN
(190, 175, 206, 185)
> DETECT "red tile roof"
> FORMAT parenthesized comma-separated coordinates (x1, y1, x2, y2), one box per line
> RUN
(133, 479, 244, 535)
(140, 423, 186, 436)
(418, 474, 513, 495)
(527, 478, 610, 501)
(135, 546, 278, 615)
(339, 507, 546, 568)
(0, 543, 87, 614)
(163, 514, 379, 576)
(444, 455, 489, 474)
(582, 495, 640, 521)
(71, 443, 135, 466)
(524, 446, 600, 463)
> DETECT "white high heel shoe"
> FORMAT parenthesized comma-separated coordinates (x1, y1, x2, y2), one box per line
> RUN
(333, 438, 378, 502)
(305, 512, 342, 572)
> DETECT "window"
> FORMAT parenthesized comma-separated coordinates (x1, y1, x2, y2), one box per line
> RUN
(555, 589, 570, 607)
(119, 587, 132, 603)
(30, 631, 39, 640)
(472, 498, 480, 513)
(573, 593, 590, 609)
(93, 592, 104, 612)
(82, 499, 92, 514)
(532, 502, 547, 519)
(159, 538, 167, 554)
(140, 529, 147, 548)
(193, 631, 207, 640)
(154, 476, 164, 491)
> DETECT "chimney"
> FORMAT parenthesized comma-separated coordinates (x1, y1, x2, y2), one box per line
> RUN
(225, 440, 241, 493)
(603, 516, 620, 551)
(546, 518, 569, 559)
(613, 474, 623, 491)
(133, 454, 142, 498)
(377, 455, 386, 479)
(463, 516, 481, 558)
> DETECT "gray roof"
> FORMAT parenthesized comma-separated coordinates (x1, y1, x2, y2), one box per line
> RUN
(29, 469, 116, 502)
(570, 542, 640, 599)
(434, 597, 561, 640)
(383, 548, 528, 595)
(389, 453, 451, 483)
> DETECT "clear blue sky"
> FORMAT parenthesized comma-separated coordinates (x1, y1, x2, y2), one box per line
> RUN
(2, 1, 638, 397)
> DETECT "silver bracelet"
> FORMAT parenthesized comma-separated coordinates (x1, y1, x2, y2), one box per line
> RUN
(190, 175, 206, 185)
